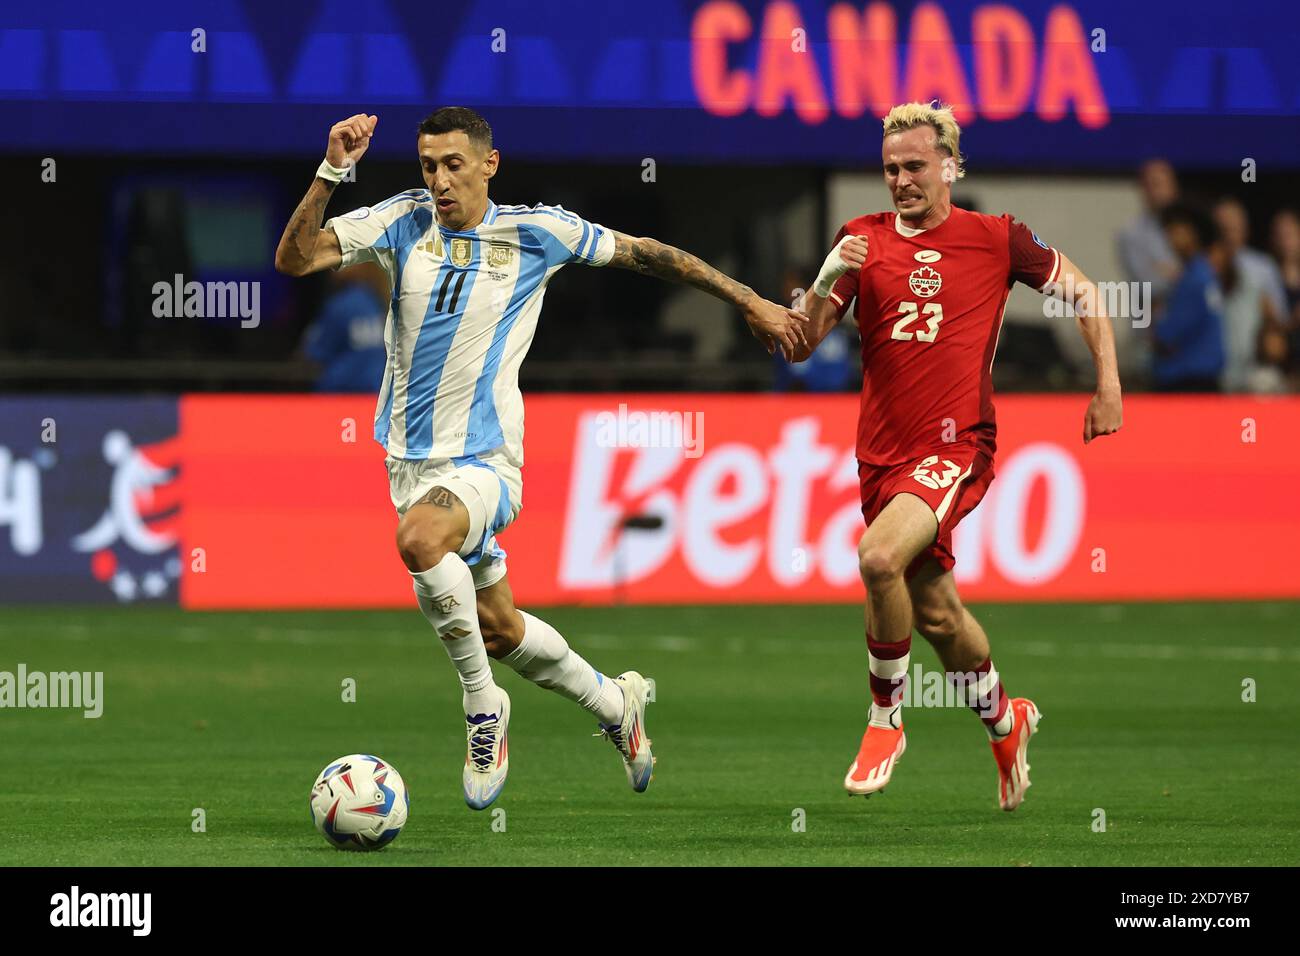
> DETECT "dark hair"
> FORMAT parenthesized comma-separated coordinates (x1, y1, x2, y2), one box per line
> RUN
(417, 107, 492, 152)
(1160, 202, 1218, 249)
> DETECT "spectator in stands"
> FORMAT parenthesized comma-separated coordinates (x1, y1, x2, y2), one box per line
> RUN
(1270, 209, 1300, 383)
(1213, 198, 1287, 393)
(1214, 199, 1287, 312)
(1118, 159, 1181, 303)
(300, 262, 388, 393)
(1152, 204, 1226, 392)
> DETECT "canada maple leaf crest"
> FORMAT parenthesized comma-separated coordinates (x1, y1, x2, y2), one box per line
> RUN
(908, 265, 942, 298)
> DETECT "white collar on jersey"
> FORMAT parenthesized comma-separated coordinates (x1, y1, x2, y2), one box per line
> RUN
(893, 214, 927, 238)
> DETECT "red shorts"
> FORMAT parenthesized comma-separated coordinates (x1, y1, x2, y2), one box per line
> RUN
(858, 444, 995, 579)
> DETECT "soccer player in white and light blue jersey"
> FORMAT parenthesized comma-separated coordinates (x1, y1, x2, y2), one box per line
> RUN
(276, 107, 806, 810)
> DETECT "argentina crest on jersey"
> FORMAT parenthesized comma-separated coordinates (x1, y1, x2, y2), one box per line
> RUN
(486, 241, 513, 268)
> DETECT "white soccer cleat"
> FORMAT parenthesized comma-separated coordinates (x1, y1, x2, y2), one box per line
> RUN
(463, 689, 510, 811)
(597, 671, 655, 792)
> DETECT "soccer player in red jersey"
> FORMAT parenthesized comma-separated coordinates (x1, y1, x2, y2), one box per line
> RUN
(793, 102, 1123, 810)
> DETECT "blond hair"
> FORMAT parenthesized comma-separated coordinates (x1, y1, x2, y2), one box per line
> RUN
(882, 102, 966, 180)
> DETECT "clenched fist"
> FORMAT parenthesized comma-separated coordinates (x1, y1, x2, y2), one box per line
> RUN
(812, 233, 868, 298)
(326, 113, 378, 169)
(1083, 389, 1122, 444)
(837, 235, 869, 271)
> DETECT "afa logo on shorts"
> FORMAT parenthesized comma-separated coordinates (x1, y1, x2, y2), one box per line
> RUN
(910, 455, 962, 490)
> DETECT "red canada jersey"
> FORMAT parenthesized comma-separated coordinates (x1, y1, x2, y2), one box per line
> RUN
(829, 207, 1061, 466)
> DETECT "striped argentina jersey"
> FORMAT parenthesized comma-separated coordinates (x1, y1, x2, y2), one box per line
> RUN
(327, 192, 615, 465)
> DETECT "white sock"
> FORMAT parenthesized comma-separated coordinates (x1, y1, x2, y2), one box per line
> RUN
(989, 707, 1015, 740)
(411, 553, 499, 717)
(502, 611, 624, 725)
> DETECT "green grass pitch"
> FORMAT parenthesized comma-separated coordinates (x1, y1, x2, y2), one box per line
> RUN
(1, 602, 1296, 866)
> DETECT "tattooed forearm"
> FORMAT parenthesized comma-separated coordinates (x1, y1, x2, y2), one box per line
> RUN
(608, 232, 756, 307)
(275, 177, 337, 275)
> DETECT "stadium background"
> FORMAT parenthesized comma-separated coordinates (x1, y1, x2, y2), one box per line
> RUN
(3, 0, 1299, 608)
(1, 0, 1298, 868)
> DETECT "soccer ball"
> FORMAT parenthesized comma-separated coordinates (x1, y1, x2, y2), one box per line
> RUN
(309, 754, 409, 851)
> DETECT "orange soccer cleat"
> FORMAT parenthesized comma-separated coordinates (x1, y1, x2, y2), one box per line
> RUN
(844, 722, 906, 796)
(990, 698, 1042, 811)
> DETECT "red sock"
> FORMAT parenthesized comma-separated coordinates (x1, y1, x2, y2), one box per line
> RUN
(950, 658, 1013, 739)
(867, 634, 911, 729)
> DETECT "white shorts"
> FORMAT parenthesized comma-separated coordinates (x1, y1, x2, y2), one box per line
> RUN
(386, 450, 522, 590)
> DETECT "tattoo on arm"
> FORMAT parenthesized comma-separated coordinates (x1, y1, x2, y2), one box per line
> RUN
(420, 487, 456, 509)
(278, 177, 337, 271)
(608, 232, 754, 308)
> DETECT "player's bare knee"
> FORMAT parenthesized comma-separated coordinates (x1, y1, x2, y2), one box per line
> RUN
(395, 506, 460, 572)
(858, 538, 905, 587)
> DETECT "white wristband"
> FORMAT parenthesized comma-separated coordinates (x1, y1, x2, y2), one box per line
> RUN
(316, 158, 351, 183)
(812, 235, 856, 298)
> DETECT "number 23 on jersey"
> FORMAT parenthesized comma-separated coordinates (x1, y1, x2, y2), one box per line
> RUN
(891, 301, 945, 343)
